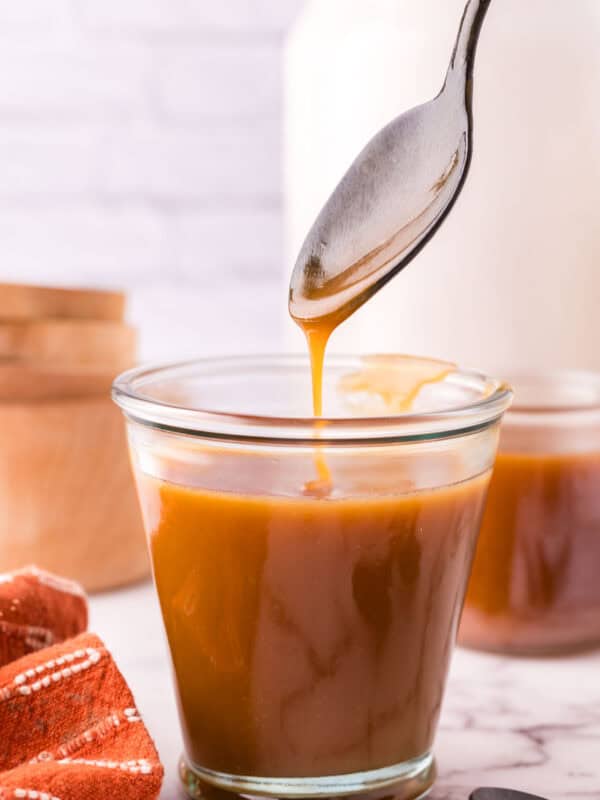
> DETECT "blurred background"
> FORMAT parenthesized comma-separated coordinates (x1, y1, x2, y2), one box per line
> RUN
(2, 0, 599, 369)
(0, 0, 303, 361)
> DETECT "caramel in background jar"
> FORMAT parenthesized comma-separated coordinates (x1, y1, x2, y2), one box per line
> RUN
(460, 372, 600, 655)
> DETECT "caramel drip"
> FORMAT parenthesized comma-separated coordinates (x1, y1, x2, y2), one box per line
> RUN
(301, 322, 336, 496)
(296, 319, 455, 497)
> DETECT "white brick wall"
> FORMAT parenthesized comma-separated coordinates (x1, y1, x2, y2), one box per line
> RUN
(0, 0, 303, 360)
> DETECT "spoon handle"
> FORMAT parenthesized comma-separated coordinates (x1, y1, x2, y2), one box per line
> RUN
(470, 789, 549, 800)
(448, 0, 493, 78)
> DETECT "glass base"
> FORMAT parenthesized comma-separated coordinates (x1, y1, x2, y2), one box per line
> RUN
(179, 753, 436, 800)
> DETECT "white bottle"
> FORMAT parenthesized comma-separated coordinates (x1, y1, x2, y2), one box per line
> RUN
(283, 0, 600, 372)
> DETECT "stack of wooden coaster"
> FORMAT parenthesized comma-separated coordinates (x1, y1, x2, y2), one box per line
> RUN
(0, 284, 149, 591)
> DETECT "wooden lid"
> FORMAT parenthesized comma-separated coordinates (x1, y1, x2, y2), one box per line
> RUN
(0, 283, 125, 321)
(0, 320, 136, 367)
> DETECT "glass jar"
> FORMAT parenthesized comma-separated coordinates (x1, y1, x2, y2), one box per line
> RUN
(113, 355, 511, 800)
(460, 371, 600, 655)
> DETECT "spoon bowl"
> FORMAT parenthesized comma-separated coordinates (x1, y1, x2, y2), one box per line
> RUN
(289, 0, 492, 326)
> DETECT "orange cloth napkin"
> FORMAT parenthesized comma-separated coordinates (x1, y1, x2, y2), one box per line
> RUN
(0, 568, 164, 800)
(0, 568, 87, 666)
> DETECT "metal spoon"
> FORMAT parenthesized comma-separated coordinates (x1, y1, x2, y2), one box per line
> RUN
(289, 0, 492, 326)
(470, 789, 549, 800)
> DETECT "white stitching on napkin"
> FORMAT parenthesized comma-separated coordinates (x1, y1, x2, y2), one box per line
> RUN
(1, 648, 101, 703)
(12, 790, 61, 800)
(56, 758, 154, 776)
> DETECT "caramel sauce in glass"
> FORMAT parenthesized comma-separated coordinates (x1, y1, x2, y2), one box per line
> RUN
(142, 465, 489, 777)
(135, 294, 493, 779)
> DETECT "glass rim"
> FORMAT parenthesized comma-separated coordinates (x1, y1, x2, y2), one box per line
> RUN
(112, 354, 513, 445)
(502, 369, 600, 415)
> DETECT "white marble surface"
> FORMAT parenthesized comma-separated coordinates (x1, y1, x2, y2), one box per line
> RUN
(90, 582, 600, 800)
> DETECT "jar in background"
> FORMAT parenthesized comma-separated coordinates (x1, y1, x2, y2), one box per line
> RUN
(459, 372, 600, 655)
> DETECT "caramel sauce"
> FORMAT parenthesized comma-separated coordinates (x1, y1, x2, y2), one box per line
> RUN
(139, 226, 491, 782)
(338, 356, 454, 414)
(303, 321, 334, 418)
(301, 320, 336, 495)
(460, 451, 600, 653)
(142, 469, 489, 777)
(135, 280, 491, 780)
(292, 303, 453, 420)
(293, 308, 453, 497)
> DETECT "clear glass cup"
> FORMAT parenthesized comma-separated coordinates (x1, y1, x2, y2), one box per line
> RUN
(460, 370, 600, 655)
(113, 355, 511, 800)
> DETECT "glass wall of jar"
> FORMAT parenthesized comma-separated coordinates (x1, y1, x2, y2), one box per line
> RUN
(460, 371, 600, 655)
